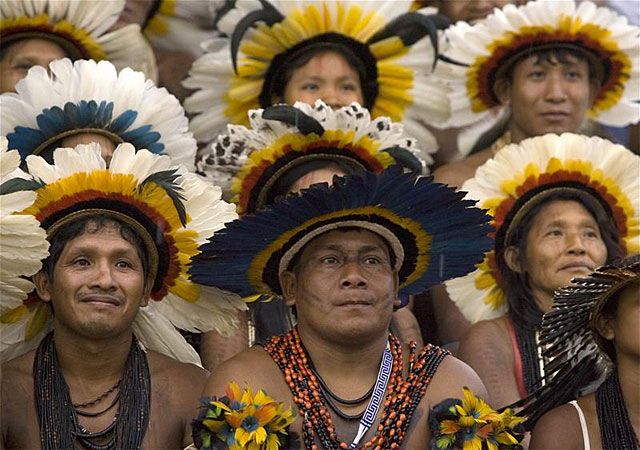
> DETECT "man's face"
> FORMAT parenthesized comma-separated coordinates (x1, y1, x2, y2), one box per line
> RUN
(35, 222, 150, 339)
(0, 38, 66, 93)
(280, 229, 398, 344)
(499, 54, 595, 143)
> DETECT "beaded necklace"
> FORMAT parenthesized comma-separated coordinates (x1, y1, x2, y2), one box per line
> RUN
(34, 332, 151, 450)
(514, 325, 544, 396)
(596, 372, 639, 449)
(264, 327, 449, 449)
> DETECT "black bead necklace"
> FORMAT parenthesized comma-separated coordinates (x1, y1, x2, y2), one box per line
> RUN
(34, 332, 151, 450)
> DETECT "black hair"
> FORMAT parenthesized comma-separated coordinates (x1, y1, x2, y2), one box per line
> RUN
(266, 40, 376, 109)
(498, 190, 624, 330)
(499, 47, 603, 86)
(41, 214, 150, 285)
(469, 47, 603, 155)
(266, 159, 361, 207)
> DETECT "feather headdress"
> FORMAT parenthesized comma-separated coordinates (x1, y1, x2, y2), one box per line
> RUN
(446, 133, 639, 323)
(435, 0, 640, 127)
(182, 0, 450, 153)
(199, 100, 428, 214)
(1, 59, 196, 170)
(143, 0, 213, 56)
(0, 0, 156, 79)
(514, 256, 640, 429)
(190, 167, 493, 299)
(0, 136, 49, 324)
(0, 143, 245, 365)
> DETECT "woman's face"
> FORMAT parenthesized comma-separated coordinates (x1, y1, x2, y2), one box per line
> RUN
(283, 51, 364, 109)
(508, 200, 608, 311)
(0, 38, 66, 93)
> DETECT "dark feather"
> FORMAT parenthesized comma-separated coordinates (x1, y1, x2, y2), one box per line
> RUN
(0, 177, 44, 195)
(383, 146, 423, 174)
(262, 105, 325, 136)
(230, 0, 284, 74)
(140, 169, 187, 226)
(368, 12, 449, 70)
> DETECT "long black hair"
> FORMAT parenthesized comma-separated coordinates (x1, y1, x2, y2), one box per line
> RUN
(497, 190, 624, 330)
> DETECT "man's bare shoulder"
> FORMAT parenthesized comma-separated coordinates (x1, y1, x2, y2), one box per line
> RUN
(1, 350, 35, 389)
(424, 352, 488, 406)
(146, 350, 208, 389)
(402, 349, 488, 448)
(204, 346, 289, 400)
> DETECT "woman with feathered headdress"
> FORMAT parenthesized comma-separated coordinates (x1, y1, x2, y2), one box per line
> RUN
(184, 0, 451, 168)
(446, 133, 638, 415)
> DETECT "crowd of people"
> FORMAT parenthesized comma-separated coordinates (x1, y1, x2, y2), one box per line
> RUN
(0, 0, 638, 449)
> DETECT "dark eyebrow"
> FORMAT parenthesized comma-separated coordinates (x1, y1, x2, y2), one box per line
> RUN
(66, 244, 139, 258)
(315, 243, 388, 255)
(544, 218, 598, 228)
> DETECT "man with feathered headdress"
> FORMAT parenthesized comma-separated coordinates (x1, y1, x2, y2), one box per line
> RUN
(189, 166, 496, 447)
(0, 141, 245, 449)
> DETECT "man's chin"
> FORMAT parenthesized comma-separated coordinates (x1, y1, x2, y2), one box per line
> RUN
(76, 321, 131, 340)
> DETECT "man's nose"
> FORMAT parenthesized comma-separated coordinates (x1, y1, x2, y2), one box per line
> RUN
(90, 262, 117, 290)
(544, 75, 568, 103)
(340, 261, 367, 288)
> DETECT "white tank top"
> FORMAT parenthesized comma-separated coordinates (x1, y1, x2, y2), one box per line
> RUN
(569, 400, 591, 450)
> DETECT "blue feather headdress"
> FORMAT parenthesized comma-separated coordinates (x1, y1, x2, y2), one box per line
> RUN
(1, 59, 196, 170)
(190, 167, 493, 297)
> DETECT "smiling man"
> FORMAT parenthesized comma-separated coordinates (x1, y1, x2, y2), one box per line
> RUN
(189, 167, 494, 448)
(0, 142, 243, 449)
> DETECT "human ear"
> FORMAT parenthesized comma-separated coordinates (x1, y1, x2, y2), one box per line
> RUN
(33, 271, 52, 303)
(280, 271, 298, 307)
(503, 246, 523, 273)
(139, 283, 152, 308)
(594, 313, 615, 341)
(494, 78, 512, 106)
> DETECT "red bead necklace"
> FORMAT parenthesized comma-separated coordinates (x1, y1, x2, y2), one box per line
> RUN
(263, 327, 449, 449)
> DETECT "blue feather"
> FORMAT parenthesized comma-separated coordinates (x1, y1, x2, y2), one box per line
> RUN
(190, 167, 494, 297)
(109, 110, 138, 133)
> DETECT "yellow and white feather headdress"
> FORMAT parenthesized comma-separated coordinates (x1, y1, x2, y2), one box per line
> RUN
(446, 133, 639, 323)
(183, 0, 449, 153)
(0, 0, 156, 80)
(143, 0, 213, 56)
(0, 143, 245, 365)
(435, 0, 640, 128)
(1, 58, 196, 170)
(0, 137, 49, 336)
